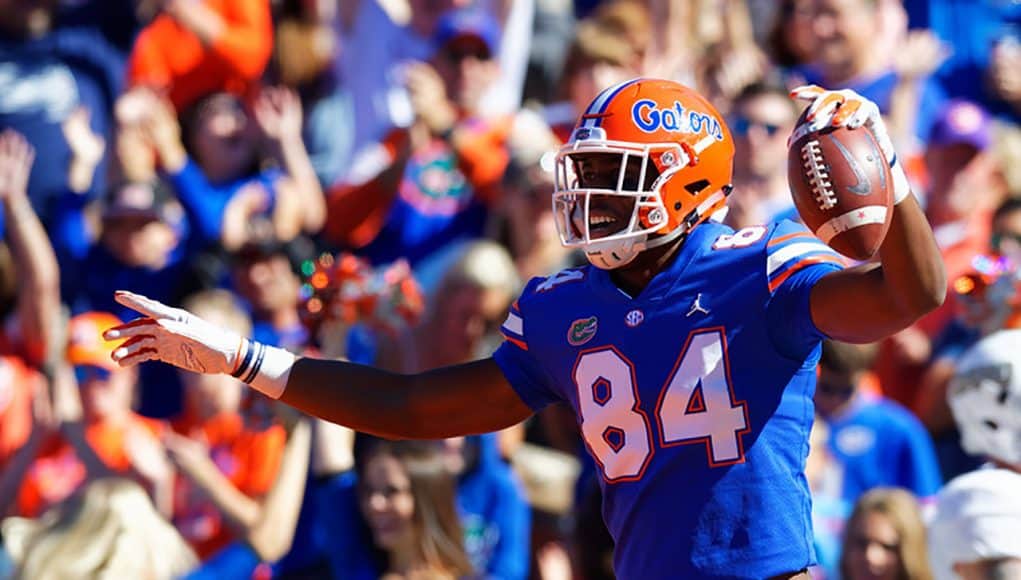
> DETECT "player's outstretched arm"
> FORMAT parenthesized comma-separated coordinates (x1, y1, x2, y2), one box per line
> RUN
(791, 87, 947, 343)
(105, 291, 534, 439)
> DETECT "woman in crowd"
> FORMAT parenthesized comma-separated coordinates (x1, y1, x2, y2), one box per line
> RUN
(840, 487, 933, 580)
(355, 439, 474, 580)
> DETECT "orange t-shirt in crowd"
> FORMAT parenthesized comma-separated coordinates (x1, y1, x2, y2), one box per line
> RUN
(128, 0, 273, 111)
(172, 412, 285, 559)
(16, 414, 165, 517)
(325, 117, 513, 249)
(0, 356, 41, 469)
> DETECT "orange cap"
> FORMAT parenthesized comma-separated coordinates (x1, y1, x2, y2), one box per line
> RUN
(67, 312, 123, 371)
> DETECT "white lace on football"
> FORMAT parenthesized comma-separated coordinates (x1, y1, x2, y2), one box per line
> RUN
(801, 139, 837, 211)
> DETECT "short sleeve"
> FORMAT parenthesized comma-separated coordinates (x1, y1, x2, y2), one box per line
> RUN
(764, 221, 846, 359)
(492, 288, 563, 412)
(893, 412, 943, 501)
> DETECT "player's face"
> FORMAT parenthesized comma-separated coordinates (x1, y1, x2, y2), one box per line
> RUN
(567, 152, 653, 240)
(843, 512, 903, 580)
(360, 454, 416, 551)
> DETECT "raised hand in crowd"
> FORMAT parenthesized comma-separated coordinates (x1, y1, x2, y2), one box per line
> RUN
(140, 90, 188, 173)
(989, 37, 1021, 114)
(403, 61, 459, 140)
(0, 130, 35, 203)
(61, 107, 106, 195)
(253, 86, 326, 235)
(889, 30, 951, 150)
(0, 130, 61, 368)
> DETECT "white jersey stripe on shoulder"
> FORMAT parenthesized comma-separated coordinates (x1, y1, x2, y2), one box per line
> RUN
(766, 241, 837, 276)
(502, 312, 524, 336)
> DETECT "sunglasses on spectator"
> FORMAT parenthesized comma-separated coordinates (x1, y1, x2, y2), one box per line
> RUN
(815, 379, 855, 398)
(991, 232, 1021, 251)
(75, 365, 113, 384)
(730, 116, 784, 137)
(443, 43, 492, 63)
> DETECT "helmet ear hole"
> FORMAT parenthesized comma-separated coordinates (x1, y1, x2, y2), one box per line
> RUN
(684, 179, 711, 196)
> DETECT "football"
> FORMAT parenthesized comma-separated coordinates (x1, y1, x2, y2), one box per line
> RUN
(787, 115, 894, 261)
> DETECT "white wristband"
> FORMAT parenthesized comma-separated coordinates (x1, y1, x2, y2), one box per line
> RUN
(890, 156, 912, 205)
(245, 342, 296, 399)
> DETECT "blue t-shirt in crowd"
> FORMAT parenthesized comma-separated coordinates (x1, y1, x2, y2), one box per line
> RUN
(493, 219, 845, 578)
(355, 141, 488, 268)
(825, 393, 943, 504)
(0, 27, 122, 224)
(903, 0, 1021, 121)
(801, 68, 947, 144)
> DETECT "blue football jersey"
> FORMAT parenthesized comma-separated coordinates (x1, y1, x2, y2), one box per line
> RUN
(493, 220, 845, 579)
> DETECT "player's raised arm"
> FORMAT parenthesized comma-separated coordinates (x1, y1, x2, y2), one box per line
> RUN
(104, 291, 533, 439)
(790, 86, 946, 343)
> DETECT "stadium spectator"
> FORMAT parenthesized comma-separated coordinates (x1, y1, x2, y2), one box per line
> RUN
(329, 242, 531, 576)
(143, 88, 323, 252)
(815, 340, 942, 506)
(0, 0, 122, 224)
(726, 81, 800, 228)
(13, 312, 173, 518)
(2, 477, 197, 580)
(803, 0, 947, 143)
(544, 19, 639, 143)
(167, 290, 286, 560)
(230, 236, 310, 353)
(325, 8, 510, 271)
(928, 329, 1021, 580)
(319, 439, 475, 579)
(840, 487, 933, 580)
(127, 0, 274, 112)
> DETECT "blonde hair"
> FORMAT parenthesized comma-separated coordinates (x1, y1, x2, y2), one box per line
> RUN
(435, 241, 521, 304)
(182, 288, 253, 336)
(841, 487, 933, 580)
(3, 478, 198, 580)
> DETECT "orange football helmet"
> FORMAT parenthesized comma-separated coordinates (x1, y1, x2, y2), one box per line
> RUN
(553, 78, 735, 269)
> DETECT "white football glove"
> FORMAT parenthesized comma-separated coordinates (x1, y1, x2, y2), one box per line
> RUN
(105, 291, 294, 398)
(789, 85, 912, 205)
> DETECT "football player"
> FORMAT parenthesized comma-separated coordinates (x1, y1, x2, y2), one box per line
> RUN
(105, 80, 945, 578)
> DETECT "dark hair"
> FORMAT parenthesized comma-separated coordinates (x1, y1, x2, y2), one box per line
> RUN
(820, 340, 879, 375)
(993, 197, 1021, 224)
(179, 91, 260, 177)
(356, 439, 474, 577)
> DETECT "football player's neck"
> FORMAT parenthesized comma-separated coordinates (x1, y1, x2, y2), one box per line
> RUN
(609, 236, 685, 297)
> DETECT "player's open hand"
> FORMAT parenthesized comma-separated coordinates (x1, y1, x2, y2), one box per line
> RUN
(789, 85, 892, 157)
(104, 291, 244, 375)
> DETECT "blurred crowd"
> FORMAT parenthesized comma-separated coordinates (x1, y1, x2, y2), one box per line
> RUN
(0, 0, 1020, 578)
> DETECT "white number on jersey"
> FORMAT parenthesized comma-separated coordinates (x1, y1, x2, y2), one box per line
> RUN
(712, 225, 767, 250)
(574, 329, 749, 482)
(537, 269, 585, 292)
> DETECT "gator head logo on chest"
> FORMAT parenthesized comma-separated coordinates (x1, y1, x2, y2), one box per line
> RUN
(568, 316, 598, 346)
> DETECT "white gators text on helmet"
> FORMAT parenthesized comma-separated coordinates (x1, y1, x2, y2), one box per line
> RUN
(949, 329, 1021, 466)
